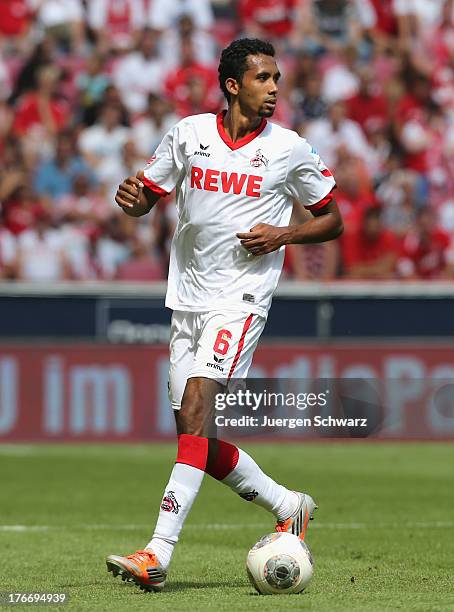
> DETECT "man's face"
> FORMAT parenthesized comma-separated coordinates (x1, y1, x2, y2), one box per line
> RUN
(235, 54, 280, 118)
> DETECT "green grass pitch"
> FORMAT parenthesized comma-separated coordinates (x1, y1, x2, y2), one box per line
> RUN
(1, 442, 453, 611)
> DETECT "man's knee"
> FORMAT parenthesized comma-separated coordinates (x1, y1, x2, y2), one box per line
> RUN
(175, 378, 219, 436)
(176, 378, 206, 435)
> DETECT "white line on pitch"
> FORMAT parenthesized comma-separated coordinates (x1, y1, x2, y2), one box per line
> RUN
(1, 521, 453, 532)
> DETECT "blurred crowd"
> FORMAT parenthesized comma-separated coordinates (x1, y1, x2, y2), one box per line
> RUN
(1, 0, 454, 282)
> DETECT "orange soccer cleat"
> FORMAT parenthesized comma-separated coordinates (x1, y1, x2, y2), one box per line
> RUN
(275, 492, 318, 541)
(106, 549, 166, 592)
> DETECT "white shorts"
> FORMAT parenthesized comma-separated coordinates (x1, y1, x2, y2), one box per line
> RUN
(169, 310, 266, 410)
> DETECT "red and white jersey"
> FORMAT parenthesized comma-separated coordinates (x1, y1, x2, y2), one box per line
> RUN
(142, 111, 335, 317)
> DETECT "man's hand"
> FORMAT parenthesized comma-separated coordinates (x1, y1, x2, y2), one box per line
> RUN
(236, 201, 344, 255)
(237, 223, 285, 256)
(115, 175, 144, 210)
(115, 170, 160, 217)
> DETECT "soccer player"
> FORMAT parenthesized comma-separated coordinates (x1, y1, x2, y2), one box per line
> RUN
(106, 38, 343, 592)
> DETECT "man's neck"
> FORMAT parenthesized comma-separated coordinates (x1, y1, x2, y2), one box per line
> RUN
(223, 106, 263, 143)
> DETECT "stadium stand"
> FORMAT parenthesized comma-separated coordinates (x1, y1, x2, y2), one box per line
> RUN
(1, 0, 453, 281)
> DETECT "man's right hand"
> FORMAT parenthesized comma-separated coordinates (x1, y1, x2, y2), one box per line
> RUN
(115, 171, 160, 217)
(115, 176, 144, 211)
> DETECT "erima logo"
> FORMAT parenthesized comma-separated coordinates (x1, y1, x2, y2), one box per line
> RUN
(206, 362, 224, 372)
(195, 143, 210, 157)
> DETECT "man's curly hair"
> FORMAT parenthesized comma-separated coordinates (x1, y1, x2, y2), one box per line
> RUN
(218, 38, 275, 102)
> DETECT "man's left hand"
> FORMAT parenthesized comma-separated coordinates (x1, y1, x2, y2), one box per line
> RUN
(237, 223, 286, 256)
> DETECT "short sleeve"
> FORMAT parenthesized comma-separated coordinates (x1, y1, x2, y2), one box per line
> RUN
(142, 122, 186, 197)
(284, 137, 336, 211)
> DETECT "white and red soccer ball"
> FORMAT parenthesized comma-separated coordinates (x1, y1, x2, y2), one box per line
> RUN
(246, 532, 314, 595)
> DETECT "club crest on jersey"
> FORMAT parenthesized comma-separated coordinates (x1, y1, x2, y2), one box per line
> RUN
(250, 149, 268, 168)
(161, 491, 180, 514)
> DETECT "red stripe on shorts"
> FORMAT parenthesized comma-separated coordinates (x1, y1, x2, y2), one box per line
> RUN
(227, 314, 254, 380)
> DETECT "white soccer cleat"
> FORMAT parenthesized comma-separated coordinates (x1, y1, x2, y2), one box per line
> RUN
(275, 492, 318, 540)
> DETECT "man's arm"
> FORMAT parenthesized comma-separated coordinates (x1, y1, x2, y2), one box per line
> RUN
(114, 169, 161, 217)
(237, 200, 344, 256)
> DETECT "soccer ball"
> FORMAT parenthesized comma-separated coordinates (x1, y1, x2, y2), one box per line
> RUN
(246, 532, 313, 595)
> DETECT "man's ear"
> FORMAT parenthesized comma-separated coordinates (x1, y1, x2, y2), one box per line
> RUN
(225, 77, 240, 97)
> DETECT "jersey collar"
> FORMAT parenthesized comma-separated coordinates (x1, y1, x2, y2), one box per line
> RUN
(216, 110, 267, 151)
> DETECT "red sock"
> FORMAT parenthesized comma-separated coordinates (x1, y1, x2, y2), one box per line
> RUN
(205, 439, 239, 480)
(176, 433, 209, 471)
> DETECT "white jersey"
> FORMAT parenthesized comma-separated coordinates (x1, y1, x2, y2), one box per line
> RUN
(142, 111, 335, 317)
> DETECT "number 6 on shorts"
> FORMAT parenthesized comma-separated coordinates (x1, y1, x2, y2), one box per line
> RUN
(213, 329, 232, 356)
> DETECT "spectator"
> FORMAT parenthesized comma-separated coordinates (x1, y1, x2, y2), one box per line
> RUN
(0, 1, 34, 53)
(76, 53, 111, 126)
(33, 0, 85, 53)
(87, 84, 130, 127)
(97, 140, 143, 203)
(96, 214, 131, 279)
(15, 208, 72, 281)
(0, 54, 13, 103)
(164, 38, 220, 117)
(12, 65, 70, 160)
(445, 231, 454, 278)
(345, 65, 389, 135)
(56, 174, 112, 227)
(9, 36, 57, 103)
(56, 174, 111, 279)
(422, 0, 454, 70)
(285, 207, 339, 280)
(342, 206, 399, 279)
(321, 45, 360, 103)
(238, 0, 300, 42)
(34, 130, 95, 207)
(115, 235, 164, 280)
(398, 207, 450, 278)
(131, 93, 179, 158)
(376, 155, 418, 235)
(0, 139, 27, 202)
(78, 103, 130, 173)
(158, 14, 216, 69)
(2, 182, 43, 236)
(0, 224, 17, 279)
(368, 0, 399, 48)
(112, 27, 167, 114)
(288, 52, 328, 122)
(431, 123, 454, 226)
(59, 220, 99, 280)
(392, 0, 449, 51)
(333, 153, 376, 232)
(147, 0, 213, 31)
(296, 73, 328, 122)
(0, 101, 14, 151)
(303, 101, 373, 170)
(87, 0, 146, 52)
(300, 0, 375, 54)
